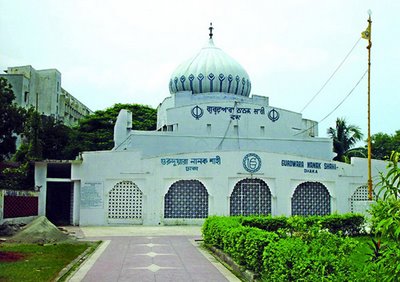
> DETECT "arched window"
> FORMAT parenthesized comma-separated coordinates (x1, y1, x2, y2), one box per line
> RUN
(164, 180, 208, 218)
(291, 182, 330, 216)
(230, 178, 271, 216)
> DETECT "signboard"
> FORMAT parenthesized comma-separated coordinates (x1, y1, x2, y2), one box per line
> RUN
(281, 159, 337, 174)
(81, 182, 104, 208)
(160, 155, 221, 172)
(191, 105, 280, 122)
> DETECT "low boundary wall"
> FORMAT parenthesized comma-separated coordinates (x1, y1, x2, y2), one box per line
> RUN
(0, 189, 39, 225)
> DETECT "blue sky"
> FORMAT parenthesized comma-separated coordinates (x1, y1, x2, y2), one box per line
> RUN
(1, 0, 399, 140)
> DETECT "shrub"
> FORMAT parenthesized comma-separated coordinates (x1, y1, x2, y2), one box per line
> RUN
(262, 236, 311, 281)
(242, 228, 278, 273)
(202, 216, 241, 249)
(262, 231, 358, 281)
(286, 215, 321, 234)
(222, 225, 253, 265)
(320, 213, 366, 236)
(202, 217, 278, 272)
(202, 214, 367, 280)
(241, 215, 288, 232)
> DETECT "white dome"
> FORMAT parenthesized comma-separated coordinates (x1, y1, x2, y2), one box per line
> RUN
(169, 38, 251, 97)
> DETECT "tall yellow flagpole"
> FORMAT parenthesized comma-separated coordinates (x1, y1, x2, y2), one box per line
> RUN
(364, 11, 373, 200)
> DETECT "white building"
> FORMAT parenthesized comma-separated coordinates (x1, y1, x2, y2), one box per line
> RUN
(0, 65, 92, 126)
(35, 30, 385, 226)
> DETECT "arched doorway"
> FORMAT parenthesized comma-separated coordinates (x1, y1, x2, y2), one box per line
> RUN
(230, 178, 272, 216)
(291, 181, 331, 216)
(107, 181, 143, 224)
(164, 180, 208, 218)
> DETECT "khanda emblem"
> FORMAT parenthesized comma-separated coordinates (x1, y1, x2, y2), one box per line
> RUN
(268, 108, 280, 122)
(191, 105, 204, 120)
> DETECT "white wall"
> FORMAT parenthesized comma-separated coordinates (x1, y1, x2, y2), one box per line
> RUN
(74, 150, 387, 226)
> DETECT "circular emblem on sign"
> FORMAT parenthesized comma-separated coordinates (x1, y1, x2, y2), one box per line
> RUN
(268, 108, 280, 122)
(243, 153, 262, 173)
(191, 105, 204, 120)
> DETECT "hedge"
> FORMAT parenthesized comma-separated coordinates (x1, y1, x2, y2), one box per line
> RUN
(202, 216, 277, 272)
(320, 213, 365, 236)
(240, 213, 366, 236)
(202, 214, 365, 280)
(241, 215, 288, 232)
(202, 216, 241, 249)
(262, 231, 357, 281)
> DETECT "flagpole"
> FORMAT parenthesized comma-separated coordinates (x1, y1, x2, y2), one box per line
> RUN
(366, 11, 373, 200)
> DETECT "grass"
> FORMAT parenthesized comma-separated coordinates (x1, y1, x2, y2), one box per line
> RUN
(0, 241, 100, 282)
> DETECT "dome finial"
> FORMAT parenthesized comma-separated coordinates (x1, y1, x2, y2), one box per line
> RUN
(209, 22, 214, 39)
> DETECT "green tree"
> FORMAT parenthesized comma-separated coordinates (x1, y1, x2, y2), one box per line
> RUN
(64, 103, 157, 159)
(327, 118, 364, 163)
(344, 146, 367, 159)
(371, 131, 400, 160)
(41, 116, 73, 159)
(0, 77, 25, 161)
(14, 111, 73, 161)
(16, 107, 43, 161)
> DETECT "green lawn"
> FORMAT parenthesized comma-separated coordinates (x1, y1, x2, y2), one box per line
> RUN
(0, 241, 99, 282)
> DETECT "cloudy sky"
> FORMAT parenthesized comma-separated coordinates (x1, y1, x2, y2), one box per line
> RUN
(1, 0, 399, 140)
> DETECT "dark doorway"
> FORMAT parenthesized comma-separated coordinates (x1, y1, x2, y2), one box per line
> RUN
(46, 182, 72, 225)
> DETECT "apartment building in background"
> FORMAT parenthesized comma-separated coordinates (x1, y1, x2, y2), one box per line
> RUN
(0, 65, 92, 126)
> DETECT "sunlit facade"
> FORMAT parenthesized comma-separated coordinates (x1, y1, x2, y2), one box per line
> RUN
(35, 32, 385, 225)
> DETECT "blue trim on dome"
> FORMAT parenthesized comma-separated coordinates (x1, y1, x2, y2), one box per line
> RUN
(227, 74, 233, 93)
(169, 73, 250, 96)
(234, 75, 240, 95)
(218, 73, 225, 92)
(241, 78, 246, 95)
(174, 77, 179, 92)
(188, 74, 195, 93)
(169, 79, 172, 93)
(208, 73, 215, 92)
(197, 73, 204, 93)
(180, 75, 186, 91)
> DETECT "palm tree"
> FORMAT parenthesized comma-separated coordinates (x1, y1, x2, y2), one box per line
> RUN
(327, 118, 364, 163)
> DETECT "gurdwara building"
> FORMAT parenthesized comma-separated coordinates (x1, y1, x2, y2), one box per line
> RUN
(35, 30, 385, 226)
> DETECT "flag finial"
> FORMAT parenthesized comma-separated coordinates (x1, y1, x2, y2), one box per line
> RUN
(209, 22, 214, 39)
(361, 11, 372, 42)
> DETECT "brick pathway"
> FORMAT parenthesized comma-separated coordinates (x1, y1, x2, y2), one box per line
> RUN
(67, 227, 238, 282)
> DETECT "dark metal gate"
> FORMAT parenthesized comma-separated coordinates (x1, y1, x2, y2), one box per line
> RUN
(164, 180, 208, 218)
(230, 178, 271, 216)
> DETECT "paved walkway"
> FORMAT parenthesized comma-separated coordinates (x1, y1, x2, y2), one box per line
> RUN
(67, 226, 239, 282)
